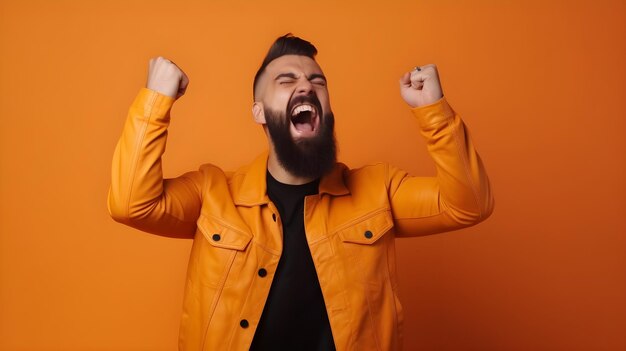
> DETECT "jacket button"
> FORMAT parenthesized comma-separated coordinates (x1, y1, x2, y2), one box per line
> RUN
(240, 319, 249, 328)
(364, 230, 373, 239)
(272, 213, 277, 222)
(212, 234, 221, 241)
(258, 268, 267, 277)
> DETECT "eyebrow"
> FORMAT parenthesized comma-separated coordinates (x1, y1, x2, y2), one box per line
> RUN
(275, 72, 327, 82)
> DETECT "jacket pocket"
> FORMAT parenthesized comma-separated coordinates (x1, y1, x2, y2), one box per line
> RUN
(337, 209, 394, 285)
(197, 213, 252, 250)
(338, 209, 393, 244)
(190, 213, 252, 288)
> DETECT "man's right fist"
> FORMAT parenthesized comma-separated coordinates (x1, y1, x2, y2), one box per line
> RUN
(146, 56, 189, 99)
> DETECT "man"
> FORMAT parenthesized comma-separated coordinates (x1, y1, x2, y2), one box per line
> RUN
(108, 34, 494, 351)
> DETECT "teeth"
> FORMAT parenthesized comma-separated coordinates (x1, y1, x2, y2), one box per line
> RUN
(291, 104, 314, 116)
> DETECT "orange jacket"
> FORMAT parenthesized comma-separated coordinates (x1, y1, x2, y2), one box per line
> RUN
(108, 88, 494, 350)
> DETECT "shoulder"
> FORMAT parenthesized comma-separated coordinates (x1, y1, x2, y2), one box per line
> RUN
(342, 162, 391, 185)
(197, 163, 229, 177)
(323, 162, 394, 199)
(194, 163, 233, 192)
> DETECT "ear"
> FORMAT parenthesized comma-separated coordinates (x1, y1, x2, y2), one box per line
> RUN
(252, 102, 266, 124)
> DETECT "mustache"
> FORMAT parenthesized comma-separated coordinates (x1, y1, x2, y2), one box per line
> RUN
(287, 94, 323, 116)
(264, 107, 337, 179)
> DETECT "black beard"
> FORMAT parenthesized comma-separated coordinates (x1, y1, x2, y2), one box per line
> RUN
(264, 104, 337, 179)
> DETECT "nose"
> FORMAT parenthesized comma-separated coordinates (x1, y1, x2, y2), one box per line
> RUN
(295, 78, 314, 95)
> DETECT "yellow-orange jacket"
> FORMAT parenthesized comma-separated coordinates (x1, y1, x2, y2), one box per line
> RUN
(108, 88, 494, 350)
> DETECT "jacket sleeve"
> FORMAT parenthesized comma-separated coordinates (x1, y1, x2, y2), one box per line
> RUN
(107, 88, 202, 239)
(388, 97, 494, 237)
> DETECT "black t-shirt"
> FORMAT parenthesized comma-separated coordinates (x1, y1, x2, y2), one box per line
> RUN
(249, 172, 336, 351)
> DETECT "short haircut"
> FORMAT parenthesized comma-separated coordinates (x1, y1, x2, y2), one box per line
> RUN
(253, 33, 318, 100)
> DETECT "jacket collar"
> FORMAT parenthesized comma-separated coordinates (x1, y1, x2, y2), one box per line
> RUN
(233, 152, 350, 206)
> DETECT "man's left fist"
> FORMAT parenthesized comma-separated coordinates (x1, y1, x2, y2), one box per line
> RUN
(399, 64, 444, 108)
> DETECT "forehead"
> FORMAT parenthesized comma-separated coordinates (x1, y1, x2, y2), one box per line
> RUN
(265, 55, 323, 76)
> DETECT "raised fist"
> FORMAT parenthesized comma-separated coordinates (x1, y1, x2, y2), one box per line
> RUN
(146, 56, 189, 99)
(399, 64, 444, 108)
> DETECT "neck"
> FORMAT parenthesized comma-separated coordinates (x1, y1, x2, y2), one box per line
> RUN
(267, 149, 316, 185)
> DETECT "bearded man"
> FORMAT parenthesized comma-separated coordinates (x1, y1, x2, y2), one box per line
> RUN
(108, 34, 494, 351)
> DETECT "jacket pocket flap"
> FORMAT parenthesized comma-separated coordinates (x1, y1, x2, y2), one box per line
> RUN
(338, 210, 393, 244)
(197, 214, 252, 251)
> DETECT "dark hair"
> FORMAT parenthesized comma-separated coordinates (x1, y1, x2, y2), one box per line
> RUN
(253, 33, 318, 100)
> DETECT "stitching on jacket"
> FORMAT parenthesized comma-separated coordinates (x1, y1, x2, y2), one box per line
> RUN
(203, 213, 252, 238)
(228, 247, 267, 350)
(201, 249, 237, 350)
(125, 92, 157, 218)
(387, 165, 452, 222)
(329, 207, 390, 236)
(450, 117, 482, 220)
(361, 278, 383, 351)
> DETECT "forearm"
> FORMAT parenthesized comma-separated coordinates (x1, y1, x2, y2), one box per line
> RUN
(107, 88, 200, 237)
(417, 97, 493, 221)
(390, 98, 494, 235)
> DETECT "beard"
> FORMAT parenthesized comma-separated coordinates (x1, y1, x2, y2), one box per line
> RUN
(264, 97, 337, 179)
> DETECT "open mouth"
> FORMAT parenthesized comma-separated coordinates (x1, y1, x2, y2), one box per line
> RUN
(290, 103, 320, 137)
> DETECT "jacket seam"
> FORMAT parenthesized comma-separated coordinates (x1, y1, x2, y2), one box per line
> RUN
(202, 212, 252, 238)
(450, 118, 482, 220)
(124, 93, 157, 218)
(201, 249, 237, 350)
(357, 275, 386, 350)
(329, 207, 390, 236)
(251, 239, 281, 256)
(363, 286, 382, 351)
(228, 249, 266, 350)
(393, 209, 452, 221)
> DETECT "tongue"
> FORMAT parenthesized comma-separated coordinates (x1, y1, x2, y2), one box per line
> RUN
(294, 122, 313, 132)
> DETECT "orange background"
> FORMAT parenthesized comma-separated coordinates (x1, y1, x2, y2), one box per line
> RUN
(1, 0, 625, 350)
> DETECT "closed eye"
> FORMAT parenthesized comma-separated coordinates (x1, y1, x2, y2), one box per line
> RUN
(312, 79, 326, 86)
(309, 74, 327, 87)
(275, 73, 298, 85)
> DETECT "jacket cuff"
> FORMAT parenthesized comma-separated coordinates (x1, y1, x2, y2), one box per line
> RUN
(410, 97, 455, 128)
(131, 88, 176, 122)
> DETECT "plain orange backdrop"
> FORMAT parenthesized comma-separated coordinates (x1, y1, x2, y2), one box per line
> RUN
(1, 0, 625, 350)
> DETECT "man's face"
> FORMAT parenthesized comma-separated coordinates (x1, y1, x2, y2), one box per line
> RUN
(256, 55, 332, 140)
(255, 55, 336, 179)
